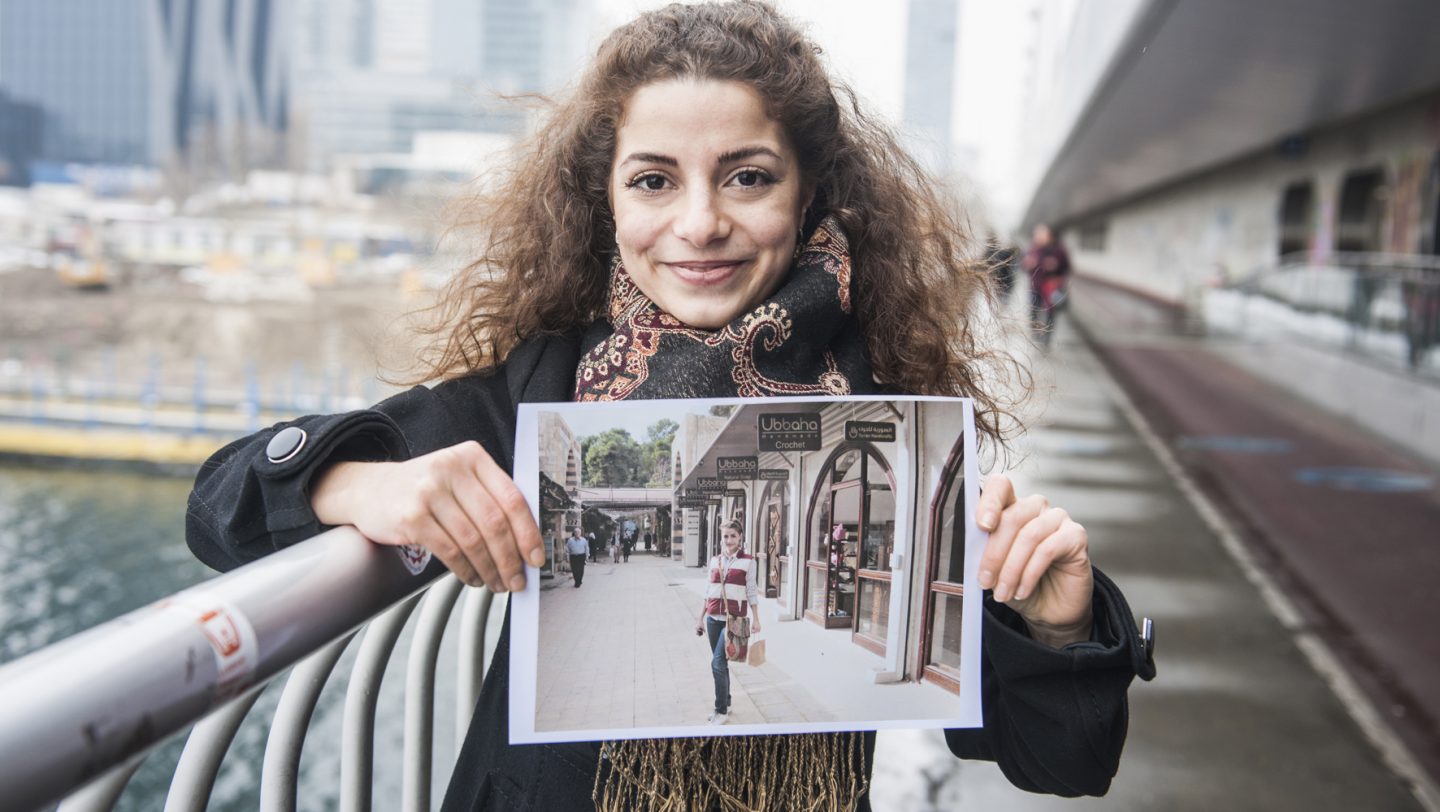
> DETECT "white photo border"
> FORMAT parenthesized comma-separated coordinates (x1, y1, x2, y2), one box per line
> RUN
(510, 394, 985, 743)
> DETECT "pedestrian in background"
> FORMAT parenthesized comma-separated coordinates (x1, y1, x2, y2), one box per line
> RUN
(694, 519, 760, 726)
(1024, 223, 1072, 346)
(587, 530, 598, 563)
(565, 527, 588, 587)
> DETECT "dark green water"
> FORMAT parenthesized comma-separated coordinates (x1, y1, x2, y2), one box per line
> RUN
(0, 465, 209, 662)
(0, 464, 458, 811)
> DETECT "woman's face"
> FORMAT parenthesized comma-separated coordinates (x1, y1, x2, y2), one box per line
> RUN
(721, 526, 743, 554)
(610, 79, 810, 329)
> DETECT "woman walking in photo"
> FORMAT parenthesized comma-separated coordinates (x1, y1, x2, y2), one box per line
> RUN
(693, 519, 761, 725)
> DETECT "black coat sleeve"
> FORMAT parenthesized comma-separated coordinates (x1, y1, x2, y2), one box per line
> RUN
(944, 567, 1156, 796)
(185, 370, 517, 573)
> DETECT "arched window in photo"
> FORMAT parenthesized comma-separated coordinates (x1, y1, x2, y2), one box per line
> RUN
(760, 478, 788, 601)
(920, 436, 966, 694)
(803, 443, 895, 656)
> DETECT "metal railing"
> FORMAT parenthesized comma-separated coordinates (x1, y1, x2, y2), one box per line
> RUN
(0, 527, 500, 812)
(1205, 251, 1440, 375)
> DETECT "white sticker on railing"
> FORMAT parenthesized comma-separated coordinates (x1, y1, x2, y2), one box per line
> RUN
(397, 544, 432, 575)
(159, 594, 259, 703)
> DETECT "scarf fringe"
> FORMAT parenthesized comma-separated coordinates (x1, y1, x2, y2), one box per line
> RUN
(595, 733, 869, 812)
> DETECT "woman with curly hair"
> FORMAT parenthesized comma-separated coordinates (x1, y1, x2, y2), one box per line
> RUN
(187, 3, 1153, 809)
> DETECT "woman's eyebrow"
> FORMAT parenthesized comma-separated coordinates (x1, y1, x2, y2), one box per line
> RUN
(617, 146, 785, 169)
(716, 146, 783, 165)
(618, 152, 677, 168)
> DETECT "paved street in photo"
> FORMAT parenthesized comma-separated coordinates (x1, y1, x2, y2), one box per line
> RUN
(535, 553, 958, 735)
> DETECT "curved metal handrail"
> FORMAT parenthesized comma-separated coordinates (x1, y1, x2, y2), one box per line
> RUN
(165, 688, 267, 812)
(0, 527, 500, 812)
(261, 635, 357, 812)
(341, 592, 426, 812)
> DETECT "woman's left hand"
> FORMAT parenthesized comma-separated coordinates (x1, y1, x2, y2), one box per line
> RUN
(976, 473, 1094, 648)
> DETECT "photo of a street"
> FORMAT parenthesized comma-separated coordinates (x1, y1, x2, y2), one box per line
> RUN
(535, 552, 958, 734)
(513, 396, 985, 740)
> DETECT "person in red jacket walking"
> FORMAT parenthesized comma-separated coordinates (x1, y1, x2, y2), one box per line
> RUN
(1024, 223, 1072, 346)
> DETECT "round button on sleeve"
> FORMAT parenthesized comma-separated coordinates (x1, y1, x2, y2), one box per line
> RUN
(265, 426, 308, 464)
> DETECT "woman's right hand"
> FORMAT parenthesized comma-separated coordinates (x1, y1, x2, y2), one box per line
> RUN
(311, 440, 544, 592)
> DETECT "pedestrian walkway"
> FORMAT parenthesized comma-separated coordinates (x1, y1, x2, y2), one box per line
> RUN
(535, 553, 957, 735)
(869, 290, 1429, 810)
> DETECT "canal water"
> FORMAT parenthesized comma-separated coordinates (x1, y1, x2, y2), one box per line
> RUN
(0, 464, 466, 810)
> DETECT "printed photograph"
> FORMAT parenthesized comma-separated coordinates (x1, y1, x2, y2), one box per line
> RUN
(510, 396, 984, 743)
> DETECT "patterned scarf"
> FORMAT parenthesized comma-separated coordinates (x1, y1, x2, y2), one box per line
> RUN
(575, 216, 872, 811)
(574, 215, 874, 401)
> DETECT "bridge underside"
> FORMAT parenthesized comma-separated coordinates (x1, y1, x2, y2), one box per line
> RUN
(1027, 0, 1440, 227)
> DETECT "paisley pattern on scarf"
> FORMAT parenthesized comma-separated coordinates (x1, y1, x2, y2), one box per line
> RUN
(574, 216, 868, 400)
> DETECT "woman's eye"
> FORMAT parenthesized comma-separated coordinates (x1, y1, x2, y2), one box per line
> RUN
(627, 173, 669, 192)
(732, 170, 770, 188)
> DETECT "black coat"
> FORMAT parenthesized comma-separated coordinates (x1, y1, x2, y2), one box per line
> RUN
(187, 329, 1156, 810)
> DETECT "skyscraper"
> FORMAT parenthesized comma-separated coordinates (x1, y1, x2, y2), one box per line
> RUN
(0, 1, 152, 166)
(289, 0, 590, 170)
(0, 0, 289, 179)
(145, 0, 292, 178)
(902, 0, 961, 176)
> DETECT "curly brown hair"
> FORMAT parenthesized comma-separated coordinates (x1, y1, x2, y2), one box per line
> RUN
(407, 1, 1026, 444)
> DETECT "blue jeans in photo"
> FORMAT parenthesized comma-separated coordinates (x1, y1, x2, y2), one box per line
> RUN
(705, 616, 730, 714)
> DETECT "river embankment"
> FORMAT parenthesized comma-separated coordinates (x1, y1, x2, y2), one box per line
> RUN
(0, 264, 419, 470)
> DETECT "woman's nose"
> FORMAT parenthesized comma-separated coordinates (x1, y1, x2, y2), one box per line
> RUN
(673, 189, 729, 245)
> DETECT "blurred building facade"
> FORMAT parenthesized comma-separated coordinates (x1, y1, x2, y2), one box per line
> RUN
(0, 0, 291, 182)
(901, 0, 961, 177)
(0, 0, 592, 182)
(1017, 0, 1440, 301)
(290, 0, 589, 171)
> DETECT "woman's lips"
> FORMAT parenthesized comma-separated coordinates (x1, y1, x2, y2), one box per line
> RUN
(664, 260, 746, 286)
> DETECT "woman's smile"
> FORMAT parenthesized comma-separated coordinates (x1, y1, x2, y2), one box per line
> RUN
(663, 259, 749, 285)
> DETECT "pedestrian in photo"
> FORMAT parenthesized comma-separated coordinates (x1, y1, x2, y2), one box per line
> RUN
(609, 530, 620, 563)
(185, 3, 1153, 808)
(564, 527, 587, 587)
(693, 519, 760, 726)
(1024, 223, 1072, 346)
(587, 530, 598, 562)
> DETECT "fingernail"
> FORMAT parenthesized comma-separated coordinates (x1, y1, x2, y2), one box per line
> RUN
(509, 574, 526, 592)
(1014, 584, 1029, 601)
(996, 582, 1011, 602)
(979, 511, 997, 530)
(529, 549, 546, 567)
(979, 569, 994, 588)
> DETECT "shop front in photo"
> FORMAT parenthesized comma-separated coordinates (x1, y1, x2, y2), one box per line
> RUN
(802, 441, 895, 656)
(671, 398, 973, 696)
